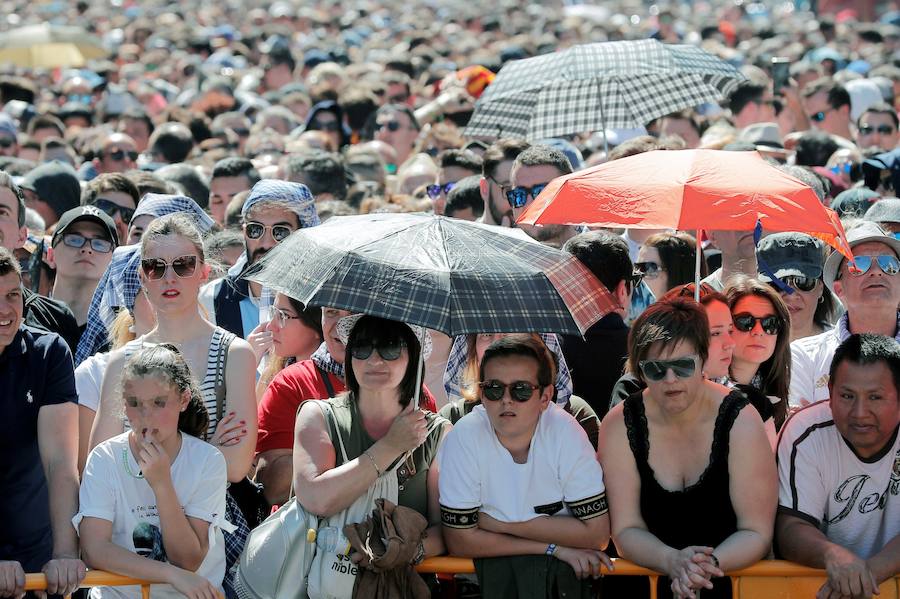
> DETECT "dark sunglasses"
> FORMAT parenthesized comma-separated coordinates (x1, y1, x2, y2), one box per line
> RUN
(351, 339, 407, 361)
(244, 222, 293, 242)
(639, 355, 698, 382)
(846, 254, 900, 277)
(376, 120, 403, 132)
(313, 121, 340, 132)
(0, 138, 15, 148)
(506, 183, 548, 209)
(426, 182, 455, 200)
(92, 198, 135, 223)
(770, 275, 818, 292)
(858, 125, 896, 136)
(62, 233, 113, 253)
(478, 380, 542, 402)
(634, 261, 666, 278)
(733, 313, 781, 335)
(102, 148, 138, 162)
(140, 255, 198, 280)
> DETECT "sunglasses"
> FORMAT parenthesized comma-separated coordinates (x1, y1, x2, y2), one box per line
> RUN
(313, 121, 340, 132)
(635, 261, 666, 279)
(506, 183, 548, 209)
(733, 313, 781, 335)
(809, 111, 830, 123)
(426, 182, 455, 200)
(478, 380, 542, 402)
(102, 148, 138, 162)
(829, 162, 852, 175)
(351, 339, 407, 361)
(846, 254, 900, 277)
(92, 198, 135, 223)
(771, 275, 818, 292)
(61, 233, 113, 253)
(376, 120, 403, 132)
(268, 306, 300, 328)
(244, 222, 294, 242)
(140, 255, 198, 280)
(638, 355, 698, 382)
(0, 138, 15, 148)
(858, 125, 896, 136)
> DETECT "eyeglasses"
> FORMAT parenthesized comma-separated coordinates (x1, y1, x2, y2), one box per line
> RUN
(770, 275, 818, 292)
(638, 355, 698, 382)
(140, 255, 199, 280)
(634, 261, 666, 279)
(101, 148, 138, 162)
(376, 120, 404, 132)
(92, 198, 135, 223)
(313, 121, 340, 132)
(478, 380, 542, 402)
(351, 339, 407, 361)
(858, 125, 896, 136)
(808, 110, 833, 123)
(733, 313, 781, 335)
(506, 183, 548, 209)
(846, 254, 900, 277)
(426, 182, 456, 200)
(0, 138, 15, 148)
(61, 233, 113, 253)
(268, 306, 300, 328)
(244, 222, 294, 242)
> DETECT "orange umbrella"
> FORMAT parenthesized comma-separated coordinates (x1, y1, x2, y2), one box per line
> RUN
(517, 149, 852, 258)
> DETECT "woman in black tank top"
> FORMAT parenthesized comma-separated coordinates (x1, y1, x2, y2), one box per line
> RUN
(598, 299, 777, 599)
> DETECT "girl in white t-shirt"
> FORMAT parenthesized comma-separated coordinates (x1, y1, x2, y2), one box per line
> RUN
(75, 344, 231, 599)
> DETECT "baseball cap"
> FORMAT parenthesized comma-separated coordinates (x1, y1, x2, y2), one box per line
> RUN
(823, 221, 900, 288)
(757, 233, 825, 282)
(19, 162, 81, 220)
(51, 205, 119, 247)
(864, 197, 900, 224)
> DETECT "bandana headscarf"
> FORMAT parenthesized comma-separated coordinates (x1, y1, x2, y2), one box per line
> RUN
(241, 180, 320, 229)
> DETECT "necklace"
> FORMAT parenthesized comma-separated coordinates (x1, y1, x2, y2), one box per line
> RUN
(122, 447, 144, 479)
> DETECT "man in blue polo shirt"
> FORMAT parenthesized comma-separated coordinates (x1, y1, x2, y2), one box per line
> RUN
(0, 247, 84, 598)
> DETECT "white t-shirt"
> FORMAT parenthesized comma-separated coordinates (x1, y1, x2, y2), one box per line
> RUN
(776, 400, 900, 559)
(75, 352, 112, 412)
(789, 328, 843, 408)
(438, 403, 607, 529)
(74, 432, 232, 599)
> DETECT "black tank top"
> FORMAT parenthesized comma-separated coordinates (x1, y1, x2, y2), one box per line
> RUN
(623, 389, 749, 599)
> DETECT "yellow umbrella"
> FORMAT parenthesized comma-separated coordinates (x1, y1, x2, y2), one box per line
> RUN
(0, 24, 106, 68)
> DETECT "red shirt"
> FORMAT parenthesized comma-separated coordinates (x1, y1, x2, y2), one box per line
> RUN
(256, 359, 437, 454)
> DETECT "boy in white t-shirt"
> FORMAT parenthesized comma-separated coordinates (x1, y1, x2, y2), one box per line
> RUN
(439, 335, 611, 596)
(776, 334, 900, 598)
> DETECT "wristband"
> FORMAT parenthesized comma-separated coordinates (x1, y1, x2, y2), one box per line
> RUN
(546, 543, 558, 557)
(363, 450, 383, 477)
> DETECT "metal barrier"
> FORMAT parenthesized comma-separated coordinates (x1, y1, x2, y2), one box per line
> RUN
(23, 559, 900, 599)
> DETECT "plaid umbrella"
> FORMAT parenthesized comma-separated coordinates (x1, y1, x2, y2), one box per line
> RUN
(243, 213, 617, 337)
(465, 39, 745, 140)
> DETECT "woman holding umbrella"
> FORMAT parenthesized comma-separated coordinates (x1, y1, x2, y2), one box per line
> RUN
(599, 298, 776, 599)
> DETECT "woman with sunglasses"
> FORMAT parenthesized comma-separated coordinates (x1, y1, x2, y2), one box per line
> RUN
(292, 315, 450, 567)
(725, 276, 792, 438)
(439, 335, 612, 596)
(756, 232, 838, 342)
(636, 232, 707, 301)
(255, 293, 323, 400)
(599, 298, 776, 599)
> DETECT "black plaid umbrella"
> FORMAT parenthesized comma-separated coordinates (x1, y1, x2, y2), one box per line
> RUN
(243, 213, 617, 337)
(465, 39, 745, 141)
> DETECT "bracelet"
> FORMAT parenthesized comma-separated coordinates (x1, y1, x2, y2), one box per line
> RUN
(710, 554, 720, 569)
(411, 540, 426, 565)
(546, 543, 558, 557)
(363, 450, 383, 477)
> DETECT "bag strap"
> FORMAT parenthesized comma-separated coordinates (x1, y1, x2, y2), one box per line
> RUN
(214, 330, 237, 424)
(314, 363, 337, 397)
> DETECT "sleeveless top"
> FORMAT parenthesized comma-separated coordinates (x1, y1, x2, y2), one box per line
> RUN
(322, 393, 447, 517)
(123, 328, 234, 440)
(623, 389, 749, 599)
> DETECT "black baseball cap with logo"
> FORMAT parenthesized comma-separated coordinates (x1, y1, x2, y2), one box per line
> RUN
(51, 205, 119, 247)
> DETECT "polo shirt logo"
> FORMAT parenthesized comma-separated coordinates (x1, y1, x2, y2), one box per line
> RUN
(25, 390, 32, 403)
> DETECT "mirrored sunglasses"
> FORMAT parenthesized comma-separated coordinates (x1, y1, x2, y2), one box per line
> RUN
(140, 255, 198, 280)
(505, 183, 548, 209)
(733, 313, 781, 335)
(244, 222, 294, 242)
(638, 356, 698, 382)
(809, 111, 828, 123)
(847, 254, 900, 277)
(773, 275, 818, 292)
(103, 148, 139, 162)
(351, 339, 407, 361)
(426, 182, 455, 200)
(62, 233, 113, 253)
(635, 261, 666, 278)
(478, 380, 542, 402)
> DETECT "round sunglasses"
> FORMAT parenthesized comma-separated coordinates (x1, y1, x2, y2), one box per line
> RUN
(846, 254, 900, 277)
(351, 339, 407, 361)
(478, 380, 542, 402)
(61, 233, 113, 253)
(733, 313, 781, 335)
(140, 255, 198, 280)
(638, 355, 698, 382)
(426, 182, 455, 200)
(244, 222, 293, 242)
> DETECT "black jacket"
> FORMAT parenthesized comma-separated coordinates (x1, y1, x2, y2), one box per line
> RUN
(561, 313, 629, 421)
(23, 288, 81, 354)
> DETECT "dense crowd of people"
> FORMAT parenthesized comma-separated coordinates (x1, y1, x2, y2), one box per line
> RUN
(0, 0, 899, 598)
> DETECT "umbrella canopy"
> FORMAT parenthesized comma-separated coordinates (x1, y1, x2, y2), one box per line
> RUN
(517, 149, 852, 258)
(0, 24, 106, 68)
(465, 39, 745, 140)
(243, 213, 618, 337)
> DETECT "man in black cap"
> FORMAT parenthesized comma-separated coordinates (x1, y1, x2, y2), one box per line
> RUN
(19, 162, 81, 228)
(48, 206, 118, 335)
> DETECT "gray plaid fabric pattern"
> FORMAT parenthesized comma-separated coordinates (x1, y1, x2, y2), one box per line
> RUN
(443, 333, 573, 405)
(466, 39, 745, 139)
(130, 193, 215, 233)
(244, 213, 616, 337)
(241, 179, 320, 229)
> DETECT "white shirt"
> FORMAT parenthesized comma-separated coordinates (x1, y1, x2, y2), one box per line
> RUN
(777, 401, 900, 559)
(438, 403, 606, 528)
(75, 352, 111, 412)
(74, 433, 233, 599)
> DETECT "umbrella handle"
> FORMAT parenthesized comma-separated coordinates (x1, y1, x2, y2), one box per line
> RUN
(413, 347, 424, 408)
